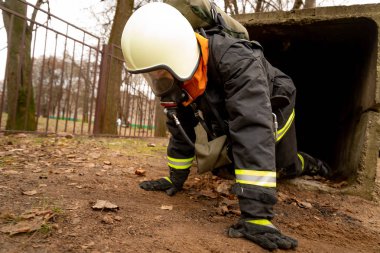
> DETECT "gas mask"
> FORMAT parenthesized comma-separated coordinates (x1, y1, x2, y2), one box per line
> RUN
(143, 69, 194, 147)
(143, 69, 188, 108)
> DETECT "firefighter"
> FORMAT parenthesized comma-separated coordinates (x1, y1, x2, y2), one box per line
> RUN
(121, 3, 330, 251)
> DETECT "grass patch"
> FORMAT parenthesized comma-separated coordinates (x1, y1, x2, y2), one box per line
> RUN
(38, 223, 53, 234)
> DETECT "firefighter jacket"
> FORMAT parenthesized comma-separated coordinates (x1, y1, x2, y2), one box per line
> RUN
(166, 31, 296, 220)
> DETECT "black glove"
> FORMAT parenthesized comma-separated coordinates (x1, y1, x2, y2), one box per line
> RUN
(228, 219, 298, 251)
(139, 168, 190, 196)
(139, 177, 178, 196)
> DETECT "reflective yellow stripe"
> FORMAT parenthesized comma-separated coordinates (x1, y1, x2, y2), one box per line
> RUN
(247, 219, 276, 229)
(275, 109, 295, 142)
(235, 170, 276, 177)
(297, 153, 304, 171)
(235, 169, 276, 188)
(167, 156, 194, 170)
(163, 177, 172, 184)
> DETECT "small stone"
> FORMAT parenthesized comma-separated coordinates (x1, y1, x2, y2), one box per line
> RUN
(102, 215, 114, 224)
(135, 168, 146, 176)
(114, 216, 122, 221)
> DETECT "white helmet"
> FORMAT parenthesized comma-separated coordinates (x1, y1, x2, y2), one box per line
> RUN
(121, 2, 200, 82)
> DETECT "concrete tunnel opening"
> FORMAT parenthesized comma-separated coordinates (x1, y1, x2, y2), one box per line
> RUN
(244, 17, 378, 183)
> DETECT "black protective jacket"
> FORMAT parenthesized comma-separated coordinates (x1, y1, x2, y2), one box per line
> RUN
(166, 31, 296, 220)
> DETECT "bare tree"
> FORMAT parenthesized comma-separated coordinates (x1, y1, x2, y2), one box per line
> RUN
(292, 0, 303, 9)
(292, 0, 317, 9)
(305, 0, 316, 8)
(94, 0, 134, 135)
(0, 0, 48, 131)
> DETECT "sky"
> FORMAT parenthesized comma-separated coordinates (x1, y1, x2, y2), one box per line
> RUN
(45, 0, 380, 28)
(0, 0, 380, 80)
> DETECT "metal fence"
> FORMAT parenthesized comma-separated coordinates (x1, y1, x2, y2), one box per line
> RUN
(0, 0, 157, 137)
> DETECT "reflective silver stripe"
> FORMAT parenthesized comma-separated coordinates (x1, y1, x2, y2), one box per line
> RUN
(276, 109, 295, 142)
(167, 156, 194, 170)
(235, 169, 276, 187)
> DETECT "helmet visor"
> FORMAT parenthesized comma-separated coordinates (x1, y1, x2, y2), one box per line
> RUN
(143, 69, 176, 97)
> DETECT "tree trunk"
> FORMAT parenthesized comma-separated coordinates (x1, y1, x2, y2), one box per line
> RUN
(305, 0, 316, 8)
(231, 0, 238, 15)
(98, 0, 134, 135)
(292, 0, 303, 10)
(223, 0, 229, 13)
(255, 0, 264, 12)
(2, 0, 41, 131)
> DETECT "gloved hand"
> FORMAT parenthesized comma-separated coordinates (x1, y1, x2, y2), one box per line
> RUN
(139, 168, 190, 196)
(139, 177, 179, 196)
(228, 219, 298, 251)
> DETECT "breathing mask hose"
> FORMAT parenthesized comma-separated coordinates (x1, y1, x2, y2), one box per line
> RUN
(165, 108, 195, 149)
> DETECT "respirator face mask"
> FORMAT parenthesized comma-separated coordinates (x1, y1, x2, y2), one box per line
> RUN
(143, 69, 187, 108)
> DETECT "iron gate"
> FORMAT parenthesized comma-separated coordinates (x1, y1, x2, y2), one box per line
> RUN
(0, 0, 157, 137)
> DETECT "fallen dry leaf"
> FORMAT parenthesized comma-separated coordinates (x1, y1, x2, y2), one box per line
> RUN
(217, 205, 230, 215)
(90, 153, 101, 159)
(3, 170, 20, 175)
(277, 192, 289, 202)
(0, 209, 55, 236)
(22, 190, 37, 196)
(92, 200, 119, 211)
(81, 241, 95, 249)
(160, 205, 173, 211)
(331, 181, 348, 188)
(216, 182, 232, 196)
(298, 201, 313, 209)
(198, 189, 218, 199)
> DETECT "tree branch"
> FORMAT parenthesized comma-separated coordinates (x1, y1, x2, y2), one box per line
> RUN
(29, 0, 48, 31)
(1, 0, 10, 34)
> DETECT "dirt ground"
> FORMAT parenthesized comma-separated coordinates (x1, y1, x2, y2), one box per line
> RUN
(0, 134, 379, 253)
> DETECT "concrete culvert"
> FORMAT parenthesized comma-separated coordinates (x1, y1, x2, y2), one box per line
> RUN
(235, 4, 380, 199)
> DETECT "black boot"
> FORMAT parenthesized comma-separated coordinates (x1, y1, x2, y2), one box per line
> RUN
(299, 152, 331, 178)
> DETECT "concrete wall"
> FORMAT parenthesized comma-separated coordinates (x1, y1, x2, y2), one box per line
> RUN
(234, 4, 380, 199)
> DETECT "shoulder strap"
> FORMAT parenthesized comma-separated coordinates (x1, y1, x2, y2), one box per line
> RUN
(209, 2, 247, 39)
(190, 103, 216, 140)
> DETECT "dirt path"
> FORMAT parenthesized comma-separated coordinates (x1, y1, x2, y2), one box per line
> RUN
(0, 134, 379, 253)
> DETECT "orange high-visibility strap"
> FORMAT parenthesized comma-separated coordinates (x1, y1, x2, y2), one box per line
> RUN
(182, 33, 209, 106)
